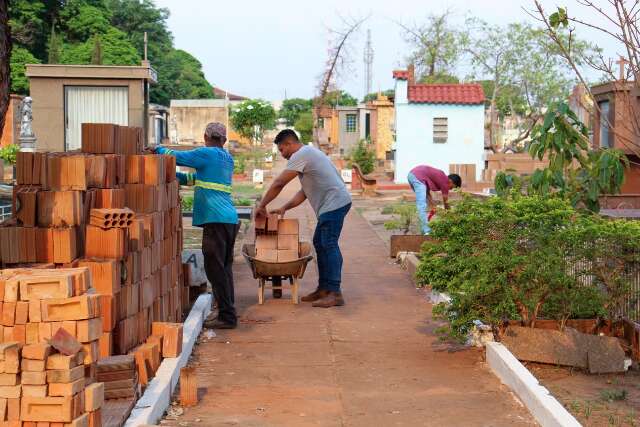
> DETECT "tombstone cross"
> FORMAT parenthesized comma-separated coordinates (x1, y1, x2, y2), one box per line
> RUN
(616, 56, 628, 81)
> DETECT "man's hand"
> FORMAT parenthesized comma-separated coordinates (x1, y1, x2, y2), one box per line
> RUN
(269, 207, 286, 217)
(255, 204, 267, 219)
(145, 145, 158, 154)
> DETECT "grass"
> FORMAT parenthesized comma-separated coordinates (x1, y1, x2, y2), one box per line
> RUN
(600, 389, 628, 402)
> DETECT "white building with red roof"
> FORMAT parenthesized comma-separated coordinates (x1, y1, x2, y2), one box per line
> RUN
(392, 65, 485, 184)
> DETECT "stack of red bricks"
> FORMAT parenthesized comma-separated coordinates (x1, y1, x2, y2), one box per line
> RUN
(254, 216, 300, 263)
(1, 122, 187, 359)
(0, 267, 105, 426)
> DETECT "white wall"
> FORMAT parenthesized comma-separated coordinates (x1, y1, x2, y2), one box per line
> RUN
(394, 103, 485, 184)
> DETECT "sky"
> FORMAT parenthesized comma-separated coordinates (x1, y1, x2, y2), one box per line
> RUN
(154, 0, 622, 103)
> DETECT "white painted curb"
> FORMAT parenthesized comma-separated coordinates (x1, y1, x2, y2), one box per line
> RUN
(124, 293, 212, 427)
(486, 342, 581, 427)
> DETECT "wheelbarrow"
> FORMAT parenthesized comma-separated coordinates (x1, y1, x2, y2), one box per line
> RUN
(242, 242, 314, 304)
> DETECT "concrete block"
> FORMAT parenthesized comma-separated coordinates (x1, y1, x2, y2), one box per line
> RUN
(486, 342, 581, 427)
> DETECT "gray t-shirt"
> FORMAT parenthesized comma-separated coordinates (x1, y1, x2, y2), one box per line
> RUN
(286, 145, 352, 216)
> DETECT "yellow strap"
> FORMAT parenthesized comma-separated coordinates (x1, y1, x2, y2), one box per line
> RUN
(195, 179, 232, 193)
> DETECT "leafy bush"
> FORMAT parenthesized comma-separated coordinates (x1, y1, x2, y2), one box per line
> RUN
(230, 99, 276, 143)
(181, 195, 194, 211)
(0, 144, 19, 165)
(495, 101, 628, 212)
(383, 204, 419, 235)
(350, 139, 376, 175)
(416, 195, 640, 341)
(234, 198, 252, 206)
(600, 389, 627, 402)
(234, 155, 246, 174)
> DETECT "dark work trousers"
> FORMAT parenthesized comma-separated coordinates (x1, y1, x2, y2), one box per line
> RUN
(202, 222, 240, 325)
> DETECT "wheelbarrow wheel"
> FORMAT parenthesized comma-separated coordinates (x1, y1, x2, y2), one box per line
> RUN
(272, 276, 282, 299)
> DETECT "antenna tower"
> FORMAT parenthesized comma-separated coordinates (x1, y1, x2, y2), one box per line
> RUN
(363, 29, 374, 98)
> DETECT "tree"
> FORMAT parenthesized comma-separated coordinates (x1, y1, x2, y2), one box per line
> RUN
(398, 11, 460, 82)
(496, 102, 628, 212)
(8, 0, 48, 59)
(0, 0, 11, 138)
(47, 23, 62, 63)
(279, 98, 312, 126)
(7, 0, 214, 106)
(316, 90, 357, 107)
(316, 15, 368, 108)
(363, 89, 394, 103)
(532, 1, 640, 157)
(230, 99, 276, 145)
(293, 111, 313, 143)
(463, 19, 598, 150)
(90, 35, 102, 64)
(349, 139, 376, 174)
(60, 27, 139, 66)
(10, 47, 40, 95)
(150, 49, 212, 106)
(60, 2, 111, 42)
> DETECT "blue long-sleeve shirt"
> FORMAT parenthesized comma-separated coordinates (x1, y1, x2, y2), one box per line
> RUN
(157, 146, 238, 226)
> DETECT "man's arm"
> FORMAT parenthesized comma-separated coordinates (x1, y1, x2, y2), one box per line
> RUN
(269, 190, 307, 216)
(255, 169, 298, 217)
(176, 171, 196, 186)
(443, 193, 450, 210)
(154, 146, 208, 169)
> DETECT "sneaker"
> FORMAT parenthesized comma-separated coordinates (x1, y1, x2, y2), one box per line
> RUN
(311, 292, 345, 308)
(301, 289, 330, 302)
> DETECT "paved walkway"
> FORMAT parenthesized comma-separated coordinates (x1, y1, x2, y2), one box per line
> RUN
(170, 170, 536, 427)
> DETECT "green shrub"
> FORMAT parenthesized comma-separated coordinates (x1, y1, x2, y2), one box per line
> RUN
(181, 195, 194, 211)
(600, 389, 627, 402)
(234, 155, 246, 174)
(234, 198, 252, 206)
(383, 204, 419, 235)
(415, 195, 640, 341)
(0, 144, 19, 165)
(350, 139, 376, 175)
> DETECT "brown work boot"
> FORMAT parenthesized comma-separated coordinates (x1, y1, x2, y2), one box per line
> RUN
(312, 292, 345, 308)
(301, 288, 329, 302)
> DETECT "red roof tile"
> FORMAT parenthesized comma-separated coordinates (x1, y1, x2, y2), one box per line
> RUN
(408, 84, 485, 105)
(213, 87, 248, 101)
(392, 70, 409, 80)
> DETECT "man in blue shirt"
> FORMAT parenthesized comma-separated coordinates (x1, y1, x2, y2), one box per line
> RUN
(151, 122, 239, 329)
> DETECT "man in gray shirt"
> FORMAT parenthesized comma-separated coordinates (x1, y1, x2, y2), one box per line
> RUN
(256, 129, 352, 308)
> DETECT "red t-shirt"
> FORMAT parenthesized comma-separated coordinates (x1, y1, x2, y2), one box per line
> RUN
(410, 165, 449, 196)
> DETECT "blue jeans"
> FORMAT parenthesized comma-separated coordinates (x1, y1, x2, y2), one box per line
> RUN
(313, 203, 351, 293)
(407, 172, 430, 234)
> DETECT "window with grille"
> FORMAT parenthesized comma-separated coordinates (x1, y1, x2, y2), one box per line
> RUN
(317, 118, 324, 129)
(433, 117, 448, 143)
(345, 114, 357, 132)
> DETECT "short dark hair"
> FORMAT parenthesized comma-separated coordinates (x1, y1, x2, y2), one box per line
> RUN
(274, 129, 300, 145)
(448, 173, 462, 188)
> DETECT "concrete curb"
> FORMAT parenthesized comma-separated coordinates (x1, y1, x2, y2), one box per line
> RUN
(124, 293, 212, 427)
(397, 252, 451, 304)
(486, 342, 581, 427)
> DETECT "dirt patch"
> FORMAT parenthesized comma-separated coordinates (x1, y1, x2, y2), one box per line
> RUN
(529, 363, 640, 426)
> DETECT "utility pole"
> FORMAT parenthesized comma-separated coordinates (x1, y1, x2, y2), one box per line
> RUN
(363, 29, 374, 99)
(144, 32, 148, 61)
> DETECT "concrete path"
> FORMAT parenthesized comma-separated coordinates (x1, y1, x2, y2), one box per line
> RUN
(168, 171, 536, 427)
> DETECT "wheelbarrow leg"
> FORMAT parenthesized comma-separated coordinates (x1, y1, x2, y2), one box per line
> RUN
(291, 277, 299, 304)
(258, 278, 265, 305)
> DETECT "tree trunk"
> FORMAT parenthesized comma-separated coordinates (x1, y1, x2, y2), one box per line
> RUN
(0, 0, 11, 138)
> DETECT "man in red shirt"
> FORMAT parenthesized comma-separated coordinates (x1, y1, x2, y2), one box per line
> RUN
(407, 165, 461, 234)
